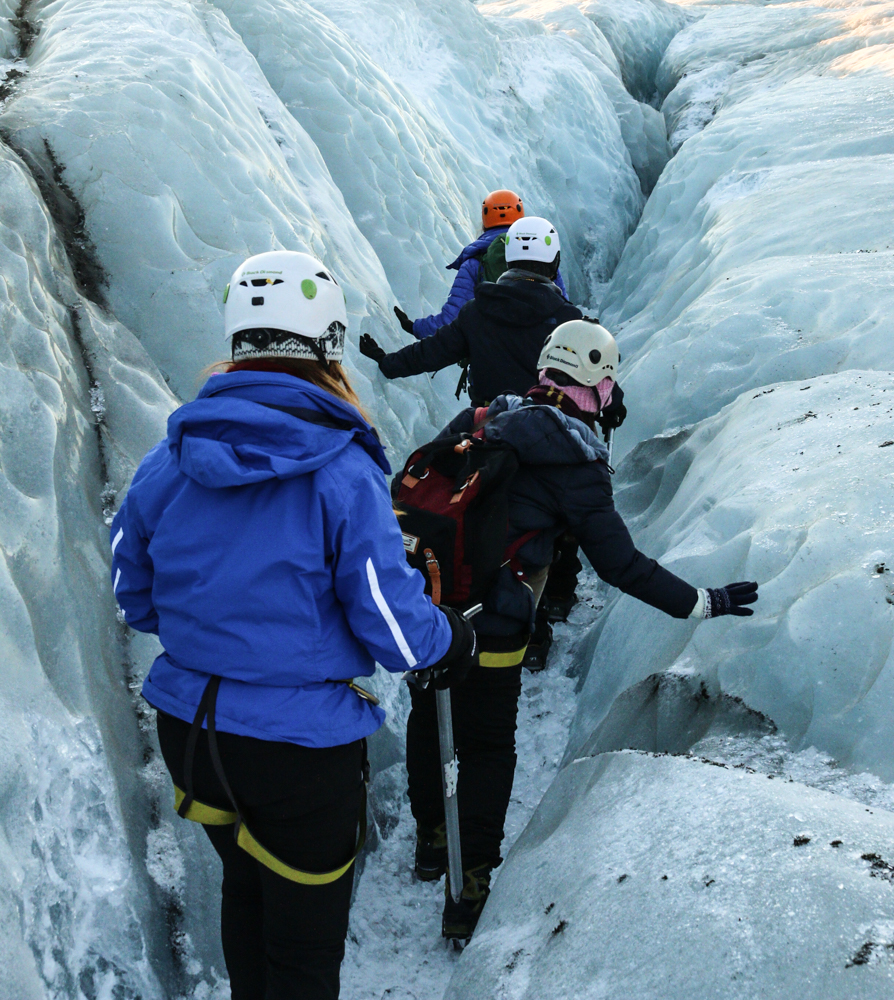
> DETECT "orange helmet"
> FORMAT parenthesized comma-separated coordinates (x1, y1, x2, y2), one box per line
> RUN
(481, 189, 524, 230)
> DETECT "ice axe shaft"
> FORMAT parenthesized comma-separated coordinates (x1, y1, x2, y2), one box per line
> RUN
(605, 427, 614, 467)
(437, 686, 462, 902)
(439, 603, 481, 903)
(402, 605, 481, 902)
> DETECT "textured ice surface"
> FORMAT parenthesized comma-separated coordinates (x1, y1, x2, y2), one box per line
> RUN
(4, 0, 894, 995)
(0, 134, 176, 998)
(2, 0, 646, 408)
(445, 751, 894, 1000)
(571, 0, 894, 781)
(570, 371, 894, 776)
(602, 0, 894, 461)
(0, 0, 662, 995)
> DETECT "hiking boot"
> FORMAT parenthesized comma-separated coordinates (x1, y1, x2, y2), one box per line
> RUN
(544, 594, 577, 623)
(442, 864, 492, 942)
(522, 630, 552, 672)
(523, 614, 553, 672)
(414, 823, 447, 881)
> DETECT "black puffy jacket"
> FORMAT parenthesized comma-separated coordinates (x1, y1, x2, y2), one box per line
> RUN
(436, 395, 698, 638)
(379, 272, 582, 405)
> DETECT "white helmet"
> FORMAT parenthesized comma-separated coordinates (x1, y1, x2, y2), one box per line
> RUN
(223, 250, 347, 362)
(537, 319, 619, 386)
(504, 216, 560, 264)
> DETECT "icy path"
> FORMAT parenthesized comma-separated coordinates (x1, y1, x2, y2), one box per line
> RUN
(339, 573, 604, 1000)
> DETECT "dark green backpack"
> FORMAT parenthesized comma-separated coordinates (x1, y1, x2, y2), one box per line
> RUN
(478, 233, 509, 284)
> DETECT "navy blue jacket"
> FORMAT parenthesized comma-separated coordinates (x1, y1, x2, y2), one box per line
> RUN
(383, 273, 581, 405)
(437, 396, 698, 636)
(413, 229, 567, 339)
(111, 372, 451, 748)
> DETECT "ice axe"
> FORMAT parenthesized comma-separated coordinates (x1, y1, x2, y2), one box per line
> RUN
(605, 426, 614, 469)
(405, 603, 482, 903)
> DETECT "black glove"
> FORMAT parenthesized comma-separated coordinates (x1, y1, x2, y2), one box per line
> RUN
(597, 383, 626, 431)
(394, 305, 415, 335)
(431, 607, 478, 689)
(705, 581, 759, 618)
(359, 333, 386, 364)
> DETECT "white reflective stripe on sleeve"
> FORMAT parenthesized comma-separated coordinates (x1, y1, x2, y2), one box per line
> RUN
(365, 557, 418, 668)
(113, 569, 121, 594)
(111, 528, 124, 554)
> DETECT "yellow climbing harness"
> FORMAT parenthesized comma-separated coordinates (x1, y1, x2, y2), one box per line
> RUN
(173, 675, 367, 885)
(479, 646, 528, 668)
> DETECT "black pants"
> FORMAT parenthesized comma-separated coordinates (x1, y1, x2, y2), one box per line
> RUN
(156, 711, 364, 1000)
(405, 664, 522, 871)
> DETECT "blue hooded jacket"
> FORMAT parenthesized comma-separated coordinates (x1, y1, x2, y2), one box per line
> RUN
(111, 371, 452, 748)
(413, 228, 568, 339)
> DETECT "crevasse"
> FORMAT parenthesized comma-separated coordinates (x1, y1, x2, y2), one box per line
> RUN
(0, 0, 683, 995)
(3, 0, 893, 998)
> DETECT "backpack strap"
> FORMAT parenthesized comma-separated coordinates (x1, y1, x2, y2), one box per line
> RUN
(471, 406, 490, 439)
(502, 529, 540, 581)
(454, 360, 470, 399)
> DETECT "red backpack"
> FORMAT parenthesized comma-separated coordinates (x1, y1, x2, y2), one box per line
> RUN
(393, 409, 535, 607)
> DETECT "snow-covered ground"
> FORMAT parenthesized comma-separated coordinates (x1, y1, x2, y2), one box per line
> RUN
(1, 0, 894, 996)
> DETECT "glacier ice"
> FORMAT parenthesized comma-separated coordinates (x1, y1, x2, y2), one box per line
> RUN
(576, 0, 894, 780)
(602, 0, 894, 459)
(449, 0, 894, 996)
(0, 0, 893, 995)
(445, 751, 894, 999)
(0, 0, 664, 994)
(0, 132, 177, 998)
(570, 371, 894, 776)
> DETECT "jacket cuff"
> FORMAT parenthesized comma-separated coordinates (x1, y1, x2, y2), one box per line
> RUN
(689, 589, 708, 620)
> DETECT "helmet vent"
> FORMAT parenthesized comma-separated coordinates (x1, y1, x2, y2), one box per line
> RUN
(252, 296, 264, 306)
(250, 278, 283, 286)
(589, 349, 602, 364)
(315, 271, 334, 283)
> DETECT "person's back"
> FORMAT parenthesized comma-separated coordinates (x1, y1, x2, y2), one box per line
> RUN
(363, 218, 580, 404)
(394, 189, 569, 341)
(404, 319, 759, 946)
(437, 391, 695, 644)
(113, 250, 478, 1000)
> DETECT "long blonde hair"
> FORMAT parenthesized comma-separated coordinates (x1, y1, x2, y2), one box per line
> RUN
(205, 357, 372, 425)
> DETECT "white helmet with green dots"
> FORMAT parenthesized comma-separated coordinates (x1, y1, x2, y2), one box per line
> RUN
(504, 216, 560, 264)
(223, 250, 347, 362)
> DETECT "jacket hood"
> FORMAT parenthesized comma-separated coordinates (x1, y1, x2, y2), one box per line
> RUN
(473, 276, 568, 327)
(167, 371, 389, 489)
(483, 395, 609, 465)
(447, 227, 508, 270)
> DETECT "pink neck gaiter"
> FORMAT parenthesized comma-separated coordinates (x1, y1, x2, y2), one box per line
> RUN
(539, 372, 614, 413)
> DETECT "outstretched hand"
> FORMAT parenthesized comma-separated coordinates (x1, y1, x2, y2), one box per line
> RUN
(394, 306, 415, 335)
(706, 581, 759, 618)
(359, 333, 386, 364)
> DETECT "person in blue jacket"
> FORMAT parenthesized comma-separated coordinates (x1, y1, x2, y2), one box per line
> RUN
(394, 189, 567, 340)
(110, 250, 476, 1000)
